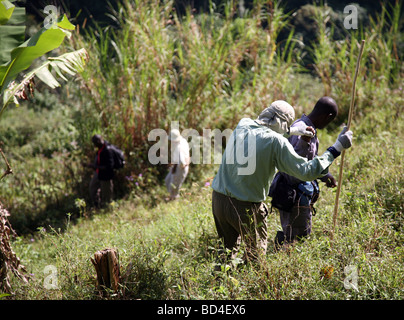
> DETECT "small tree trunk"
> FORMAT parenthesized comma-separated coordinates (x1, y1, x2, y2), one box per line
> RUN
(91, 248, 121, 297)
(0, 202, 28, 294)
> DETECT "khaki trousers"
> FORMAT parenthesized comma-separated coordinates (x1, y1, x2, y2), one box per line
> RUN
(90, 173, 113, 208)
(212, 190, 268, 261)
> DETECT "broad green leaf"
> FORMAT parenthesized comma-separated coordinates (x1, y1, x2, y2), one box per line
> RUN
(1, 48, 88, 112)
(0, 4, 25, 64)
(0, 14, 74, 93)
(0, 0, 14, 25)
(0, 28, 66, 91)
(57, 14, 75, 30)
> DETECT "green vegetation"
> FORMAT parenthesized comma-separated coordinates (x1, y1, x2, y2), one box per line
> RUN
(1, 0, 402, 299)
(0, 0, 87, 115)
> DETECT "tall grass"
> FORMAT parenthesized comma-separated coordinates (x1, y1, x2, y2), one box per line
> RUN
(71, 0, 301, 164)
(311, 1, 403, 126)
(71, 0, 403, 168)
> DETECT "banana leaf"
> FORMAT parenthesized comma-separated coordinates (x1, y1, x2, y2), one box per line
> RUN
(0, 14, 75, 93)
(0, 0, 15, 24)
(1, 48, 88, 112)
(0, 0, 26, 65)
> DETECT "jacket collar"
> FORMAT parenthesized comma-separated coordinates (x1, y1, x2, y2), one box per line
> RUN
(301, 114, 316, 129)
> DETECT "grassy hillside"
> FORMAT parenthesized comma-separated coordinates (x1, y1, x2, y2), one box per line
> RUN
(8, 136, 404, 299)
(1, 0, 403, 299)
(6, 100, 404, 299)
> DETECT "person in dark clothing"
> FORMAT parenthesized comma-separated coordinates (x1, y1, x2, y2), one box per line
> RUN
(84, 134, 114, 208)
(271, 96, 338, 249)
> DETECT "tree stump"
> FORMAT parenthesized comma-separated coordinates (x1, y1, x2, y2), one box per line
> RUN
(91, 248, 121, 297)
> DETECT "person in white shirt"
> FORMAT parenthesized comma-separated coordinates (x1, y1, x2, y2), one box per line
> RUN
(165, 129, 190, 200)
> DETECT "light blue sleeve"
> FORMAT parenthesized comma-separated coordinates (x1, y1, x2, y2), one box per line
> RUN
(274, 137, 334, 182)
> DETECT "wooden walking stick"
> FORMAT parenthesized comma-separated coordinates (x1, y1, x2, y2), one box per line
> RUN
(330, 39, 365, 240)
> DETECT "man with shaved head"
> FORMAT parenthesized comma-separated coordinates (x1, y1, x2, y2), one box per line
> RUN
(271, 96, 339, 249)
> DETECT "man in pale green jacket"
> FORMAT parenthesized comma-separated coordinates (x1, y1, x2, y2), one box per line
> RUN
(211, 100, 352, 262)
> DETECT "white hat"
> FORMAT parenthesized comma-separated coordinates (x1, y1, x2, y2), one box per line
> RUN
(168, 129, 182, 142)
(256, 100, 295, 134)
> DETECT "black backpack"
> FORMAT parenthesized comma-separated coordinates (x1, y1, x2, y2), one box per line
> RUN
(107, 144, 125, 169)
(268, 172, 297, 211)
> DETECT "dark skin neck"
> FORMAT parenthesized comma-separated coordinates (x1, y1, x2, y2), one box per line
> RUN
(307, 113, 321, 129)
